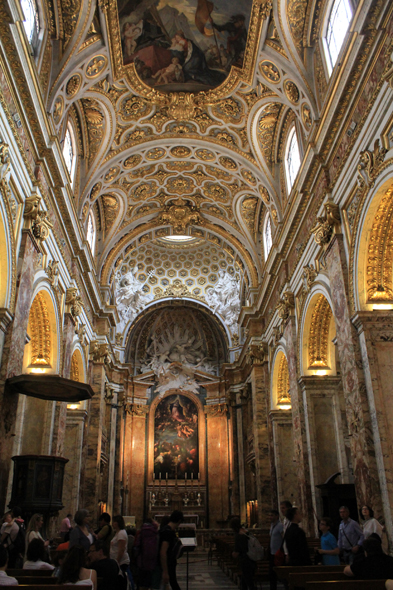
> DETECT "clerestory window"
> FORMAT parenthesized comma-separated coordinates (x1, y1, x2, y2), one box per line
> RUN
(324, 0, 353, 75)
(20, 0, 39, 43)
(264, 215, 273, 260)
(86, 211, 96, 254)
(63, 124, 76, 183)
(285, 126, 301, 193)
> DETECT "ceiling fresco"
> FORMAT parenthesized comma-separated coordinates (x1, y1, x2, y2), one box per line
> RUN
(115, 0, 253, 91)
(46, 0, 320, 339)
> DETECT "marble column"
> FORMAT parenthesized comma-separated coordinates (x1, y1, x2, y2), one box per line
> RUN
(227, 400, 240, 518)
(352, 311, 393, 546)
(61, 409, 88, 517)
(298, 376, 351, 529)
(249, 361, 273, 528)
(51, 313, 76, 457)
(234, 390, 247, 523)
(205, 404, 230, 527)
(106, 389, 119, 517)
(325, 235, 381, 510)
(283, 316, 314, 534)
(269, 410, 298, 508)
(124, 403, 148, 528)
(0, 229, 40, 511)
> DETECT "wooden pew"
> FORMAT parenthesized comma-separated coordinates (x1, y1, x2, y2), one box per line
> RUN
(306, 581, 387, 590)
(275, 565, 345, 583)
(13, 577, 58, 585)
(7, 569, 54, 576)
(289, 571, 348, 590)
(0, 586, 66, 589)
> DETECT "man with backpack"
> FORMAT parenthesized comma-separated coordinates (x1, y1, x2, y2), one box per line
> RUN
(230, 518, 264, 590)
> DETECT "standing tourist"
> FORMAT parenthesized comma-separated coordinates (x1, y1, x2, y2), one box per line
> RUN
(337, 506, 364, 564)
(230, 517, 256, 590)
(360, 505, 383, 539)
(159, 511, 183, 590)
(316, 518, 340, 565)
(69, 510, 93, 551)
(110, 515, 130, 576)
(284, 508, 311, 566)
(269, 510, 283, 590)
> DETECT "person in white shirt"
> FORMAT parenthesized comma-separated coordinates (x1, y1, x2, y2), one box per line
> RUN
(0, 545, 18, 585)
(23, 538, 54, 570)
(24, 514, 49, 561)
(360, 505, 384, 539)
(110, 515, 130, 575)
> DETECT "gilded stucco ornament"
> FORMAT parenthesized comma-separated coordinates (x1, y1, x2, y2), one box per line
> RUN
(302, 264, 317, 293)
(276, 291, 295, 322)
(259, 186, 270, 203)
(0, 139, 11, 180)
(284, 80, 299, 104)
(66, 74, 82, 98)
(53, 97, 64, 125)
(260, 61, 281, 83)
(65, 287, 83, 318)
(157, 197, 203, 234)
(167, 93, 196, 120)
(310, 201, 341, 246)
(45, 260, 60, 287)
(357, 139, 387, 187)
(246, 342, 267, 365)
(86, 55, 108, 78)
(301, 104, 312, 129)
(24, 194, 53, 242)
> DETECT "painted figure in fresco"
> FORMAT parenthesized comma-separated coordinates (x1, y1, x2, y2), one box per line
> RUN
(212, 14, 247, 70)
(152, 57, 184, 84)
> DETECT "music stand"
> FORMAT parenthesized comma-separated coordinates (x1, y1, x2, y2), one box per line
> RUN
(179, 524, 197, 590)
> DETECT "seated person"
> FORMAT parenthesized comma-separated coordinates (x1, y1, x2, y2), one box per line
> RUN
(0, 545, 18, 586)
(88, 540, 126, 590)
(58, 545, 97, 589)
(344, 537, 393, 579)
(23, 538, 55, 570)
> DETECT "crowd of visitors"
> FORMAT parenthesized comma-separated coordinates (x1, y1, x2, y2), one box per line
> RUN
(0, 508, 185, 589)
(0, 502, 392, 589)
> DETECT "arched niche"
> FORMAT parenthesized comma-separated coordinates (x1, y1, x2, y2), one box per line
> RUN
(271, 349, 291, 410)
(22, 287, 60, 374)
(147, 390, 206, 485)
(356, 178, 393, 311)
(20, 287, 60, 455)
(300, 291, 336, 376)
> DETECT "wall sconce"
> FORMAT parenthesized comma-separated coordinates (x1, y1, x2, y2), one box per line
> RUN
(277, 390, 291, 410)
(67, 404, 79, 410)
(369, 285, 393, 310)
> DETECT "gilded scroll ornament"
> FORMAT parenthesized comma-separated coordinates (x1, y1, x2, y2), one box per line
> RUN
(167, 93, 196, 120)
(45, 260, 60, 287)
(219, 156, 237, 169)
(357, 139, 387, 187)
(276, 291, 295, 322)
(196, 149, 215, 161)
(246, 342, 267, 365)
(29, 292, 51, 366)
(310, 201, 341, 246)
(241, 169, 257, 185)
(259, 186, 270, 203)
(163, 279, 192, 298)
(65, 287, 83, 318)
(302, 263, 317, 292)
(277, 354, 290, 407)
(241, 197, 258, 234)
(146, 148, 166, 160)
(124, 154, 142, 168)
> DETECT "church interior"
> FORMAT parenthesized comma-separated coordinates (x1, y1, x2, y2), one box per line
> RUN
(0, 0, 392, 547)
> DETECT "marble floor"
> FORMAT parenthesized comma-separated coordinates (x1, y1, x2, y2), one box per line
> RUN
(175, 552, 285, 590)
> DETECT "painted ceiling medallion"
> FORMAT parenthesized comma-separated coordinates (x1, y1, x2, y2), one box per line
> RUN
(105, 0, 268, 102)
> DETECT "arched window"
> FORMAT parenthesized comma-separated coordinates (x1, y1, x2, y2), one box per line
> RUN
(263, 214, 272, 260)
(20, 0, 39, 42)
(63, 124, 76, 183)
(86, 211, 96, 254)
(285, 126, 301, 192)
(324, 0, 353, 75)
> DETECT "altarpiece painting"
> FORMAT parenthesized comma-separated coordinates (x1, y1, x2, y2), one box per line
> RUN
(154, 394, 199, 479)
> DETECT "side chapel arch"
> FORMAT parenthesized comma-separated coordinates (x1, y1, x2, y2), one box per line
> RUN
(300, 290, 336, 377)
(271, 349, 291, 409)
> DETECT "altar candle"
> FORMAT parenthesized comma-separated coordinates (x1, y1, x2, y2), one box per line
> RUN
(185, 472, 187, 489)
(153, 473, 155, 490)
(159, 472, 161, 488)
(191, 473, 193, 489)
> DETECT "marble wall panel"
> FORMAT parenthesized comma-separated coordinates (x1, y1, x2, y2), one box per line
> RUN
(250, 364, 273, 527)
(271, 416, 298, 507)
(125, 413, 147, 528)
(326, 236, 381, 510)
(206, 411, 230, 527)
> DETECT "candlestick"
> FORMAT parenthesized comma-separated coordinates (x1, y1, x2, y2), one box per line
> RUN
(153, 473, 155, 491)
(185, 472, 187, 490)
(159, 472, 161, 489)
(191, 473, 193, 489)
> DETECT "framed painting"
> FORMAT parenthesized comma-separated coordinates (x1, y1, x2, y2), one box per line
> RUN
(106, 0, 267, 95)
(154, 393, 199, 479)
